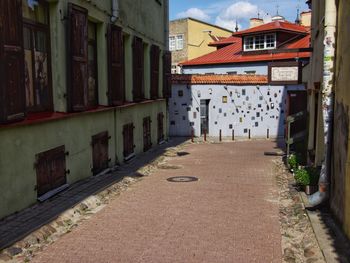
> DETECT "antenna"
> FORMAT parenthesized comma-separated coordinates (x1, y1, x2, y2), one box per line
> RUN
(276, 4, 279, 15)
(235, 19, 239, 32)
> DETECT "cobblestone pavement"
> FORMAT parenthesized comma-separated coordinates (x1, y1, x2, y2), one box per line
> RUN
(27, 140, 285, 263)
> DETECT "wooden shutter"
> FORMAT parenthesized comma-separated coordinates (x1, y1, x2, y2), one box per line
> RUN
(143, 117, 152, 152)
(36, 146, 67, 197)
(123, 123, 134, 157)
(107, 25, 125, 106)
(92, 131, 109, 175)
(0, 0, 25, 123)
(68, 4, 88, 112)
(157, 112, 164, 143)
(132, 36, 144, 102)
(163, 51, 172, 98)
(150, 45, 160, 99)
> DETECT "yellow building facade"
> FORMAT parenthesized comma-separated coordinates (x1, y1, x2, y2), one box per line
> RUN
(169, 18, 232, 73)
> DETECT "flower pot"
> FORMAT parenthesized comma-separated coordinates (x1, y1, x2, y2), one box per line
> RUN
(304, 185, 318, 195)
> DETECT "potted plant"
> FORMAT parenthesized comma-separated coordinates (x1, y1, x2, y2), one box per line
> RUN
(287, 154, 298, 172)
(294, 167, 320, 195)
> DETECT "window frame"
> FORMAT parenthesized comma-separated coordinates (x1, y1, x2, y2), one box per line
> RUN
(243, 33, 276, 51)
(22, 0, 53, 113)
(176, 34, 184, 50)
(169, 36, 176, 51)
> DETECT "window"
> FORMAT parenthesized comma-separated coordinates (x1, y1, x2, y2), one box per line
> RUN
(254, 35, 265, 50)
(88, 22, 98, 108)
(169, 36, 176, 51)
(266, 34, 276, 48)
(243, 34, 276, 51)
(176, 35, 184, 50)
(244, 36, 254, 50)
(227, 71, 237, 75)
(245, 71, 256, 75)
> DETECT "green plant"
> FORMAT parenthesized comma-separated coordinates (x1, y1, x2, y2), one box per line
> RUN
(294, 168, 309, 186)
(294, 167, 320, 186)
(288, 154, 298, 170)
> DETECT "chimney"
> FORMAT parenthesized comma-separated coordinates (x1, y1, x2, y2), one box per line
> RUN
(249, 18, 264, 28)
(300, 11, 311, 27)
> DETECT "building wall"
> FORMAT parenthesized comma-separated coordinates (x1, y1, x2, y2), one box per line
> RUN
(306, 0, 325, 166)
(0, 0, 169, 219)
(187, 19, 232, 61)
(169, 84, 304, 138)
(333, 0, 350, 239)
(169, 19, 188, 66)
(183, 63, 268, 75)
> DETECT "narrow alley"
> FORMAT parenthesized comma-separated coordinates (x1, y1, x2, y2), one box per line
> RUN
(26, 140, 316, 263)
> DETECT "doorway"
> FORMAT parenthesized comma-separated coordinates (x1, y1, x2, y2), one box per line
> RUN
(200, 100, 210, 135)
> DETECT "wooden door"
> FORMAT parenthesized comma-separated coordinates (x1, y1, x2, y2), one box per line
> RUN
(0, 0, 26, 123)
(286, 90, 307, 137)
(92, 131, 109, 175)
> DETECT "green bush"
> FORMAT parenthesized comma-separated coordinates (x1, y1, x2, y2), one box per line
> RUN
(288, 154, 298, 170)
(295, 168, 309, 186)
(294, 167, 320, 186)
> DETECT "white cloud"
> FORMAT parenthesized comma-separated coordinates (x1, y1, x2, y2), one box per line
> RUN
(176, 8, 211, 21)
(215, 1, 259, 29)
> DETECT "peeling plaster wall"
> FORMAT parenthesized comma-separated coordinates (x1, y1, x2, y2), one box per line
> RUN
(333, 0, 350, 239)
(169, 84, 305, 138)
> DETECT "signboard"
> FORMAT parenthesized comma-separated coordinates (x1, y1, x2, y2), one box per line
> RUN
(268, 62, 301, 85)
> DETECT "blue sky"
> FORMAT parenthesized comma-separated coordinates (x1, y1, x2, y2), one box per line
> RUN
(170, 0, 309, 30)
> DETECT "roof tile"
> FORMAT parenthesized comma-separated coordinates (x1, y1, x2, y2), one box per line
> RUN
(172, 74, 268, 85)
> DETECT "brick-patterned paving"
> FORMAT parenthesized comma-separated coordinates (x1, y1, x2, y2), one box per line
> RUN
(32, 141, 282, 263)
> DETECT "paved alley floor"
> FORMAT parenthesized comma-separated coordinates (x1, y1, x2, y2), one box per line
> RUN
(32, 141, 282, 263)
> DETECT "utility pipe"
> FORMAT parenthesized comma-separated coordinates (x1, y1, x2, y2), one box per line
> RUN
(309, 0, 337, 207)
(164, 0, 169, 49)
(111, 0, 119, 23)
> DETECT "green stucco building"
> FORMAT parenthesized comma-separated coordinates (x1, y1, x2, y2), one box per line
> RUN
(0, 0, 170, 219)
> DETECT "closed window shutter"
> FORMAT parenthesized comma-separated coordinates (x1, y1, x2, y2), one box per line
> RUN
(107, 25, 124, 106)
(132, 36, 144, 102)
(150, 45, 160, 99)
(68, 4, 88, 112)
(163, 51, 172, 98)
(0, 0, 26, 123)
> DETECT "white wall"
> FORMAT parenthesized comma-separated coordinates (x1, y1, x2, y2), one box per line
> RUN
(169, 84, 305, 138)
(182, 63, 267, 75)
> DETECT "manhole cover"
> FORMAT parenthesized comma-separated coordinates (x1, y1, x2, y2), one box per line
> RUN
(167, 176, 198, 183)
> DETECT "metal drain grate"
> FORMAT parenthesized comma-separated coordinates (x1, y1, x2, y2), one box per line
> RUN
(167, 176, 198, 183)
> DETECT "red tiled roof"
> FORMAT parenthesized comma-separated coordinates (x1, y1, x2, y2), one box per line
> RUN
(172, 74, 268, 85)
(208, 36, 240, 47)
(181, 35, 311, 66)
(233, 20, 309, 36)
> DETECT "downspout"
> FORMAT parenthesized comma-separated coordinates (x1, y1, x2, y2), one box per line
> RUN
(111, 0, 119, 23)
(164, 0, 169, 49)
(309, 0, 337, 207)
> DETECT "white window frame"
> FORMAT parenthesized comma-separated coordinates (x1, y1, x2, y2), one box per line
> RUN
(176, 34, 184, 50)
(243, 33, 276, 51)
(169, 36, 176, 51)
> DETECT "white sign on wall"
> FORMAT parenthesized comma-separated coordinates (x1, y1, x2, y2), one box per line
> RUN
(271, 67, 299, 81)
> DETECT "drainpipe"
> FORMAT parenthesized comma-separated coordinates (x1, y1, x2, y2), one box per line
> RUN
(308, 0, 337, 207)
(111, 0, 119, 23)
(164, 0, 169, 49)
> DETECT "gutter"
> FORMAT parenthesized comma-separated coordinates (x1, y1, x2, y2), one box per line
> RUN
(111, 0, 119, 23)
(308, 0, 337, 207)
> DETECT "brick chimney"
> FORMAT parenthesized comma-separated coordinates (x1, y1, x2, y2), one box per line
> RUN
(249, 18, 264, 28)
(300, 11, 311, 27)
